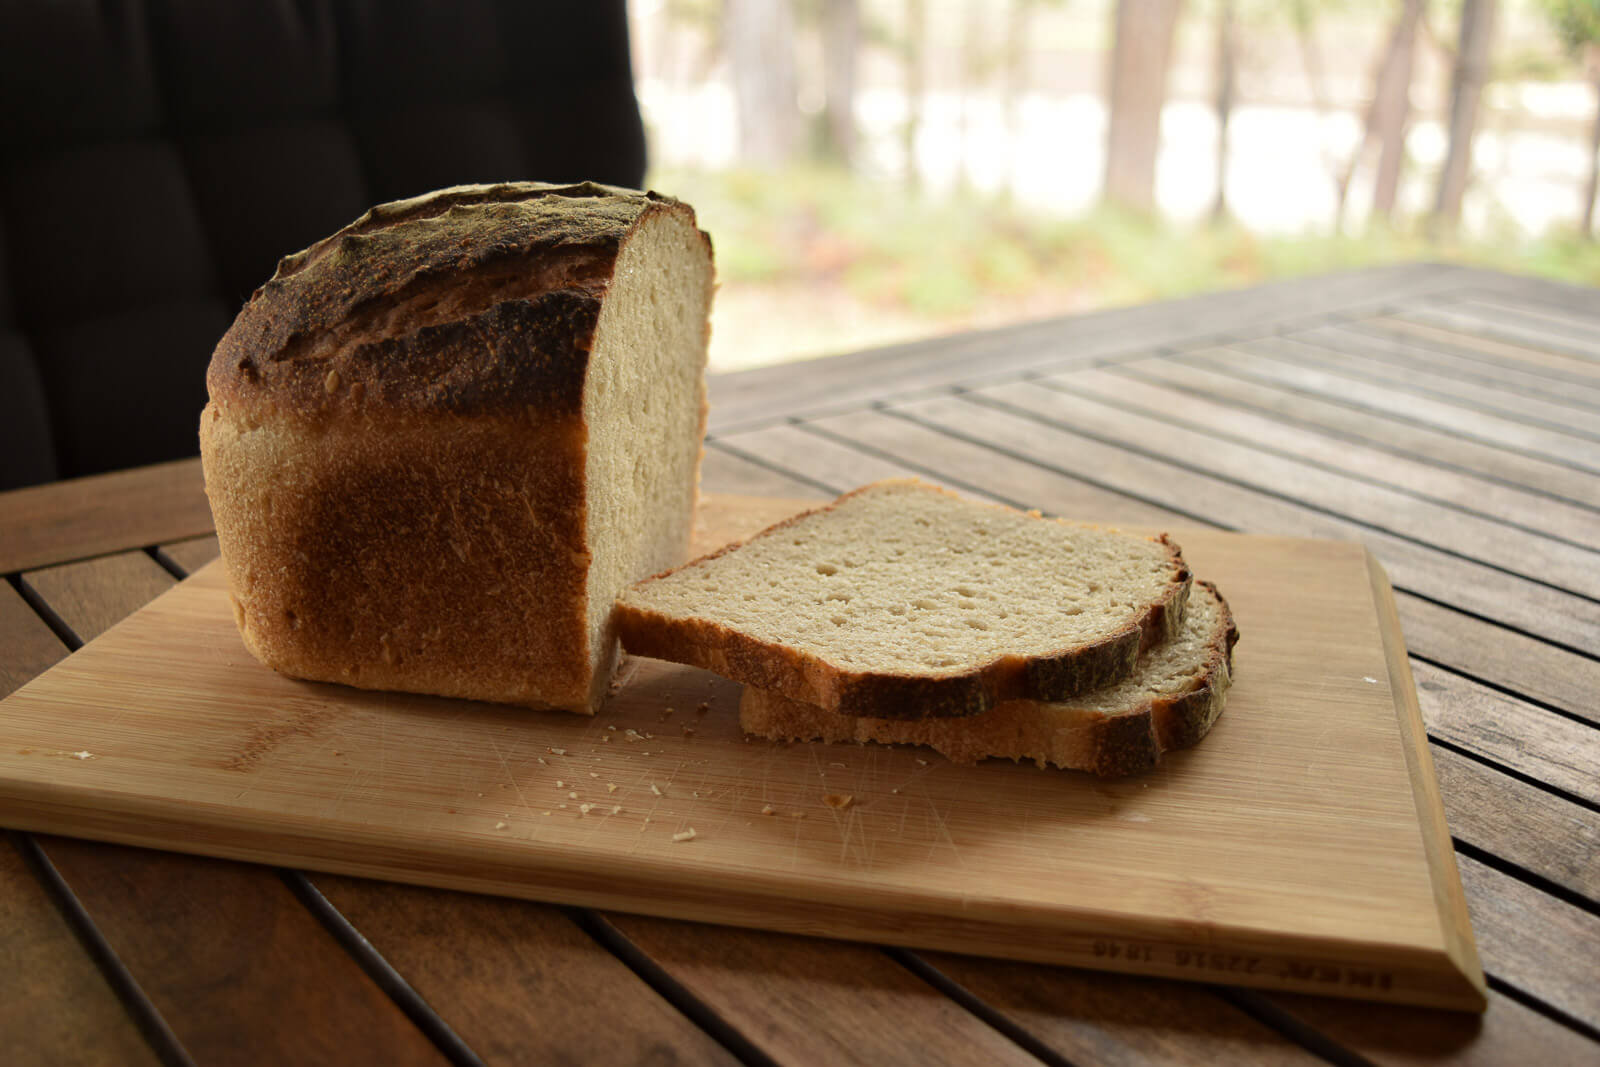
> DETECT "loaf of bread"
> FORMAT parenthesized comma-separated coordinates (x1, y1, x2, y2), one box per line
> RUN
(739, 581, 1237, 776)
(615, 480, 1192, 719)
(200, 181, 714, 713)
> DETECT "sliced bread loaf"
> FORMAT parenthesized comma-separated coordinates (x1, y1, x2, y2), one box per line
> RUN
(614, 480, 1192, 719)
(202, 182, 714, 713)
(739, 580, 1238, 776)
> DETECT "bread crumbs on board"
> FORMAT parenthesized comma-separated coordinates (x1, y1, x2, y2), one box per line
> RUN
(823, 794, 854, 810)
(672, 828, 697, 842)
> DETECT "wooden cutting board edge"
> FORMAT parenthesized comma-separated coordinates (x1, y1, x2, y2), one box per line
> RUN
(0, 735, 1485, 1012)
(1366, 549, 1489, 1010)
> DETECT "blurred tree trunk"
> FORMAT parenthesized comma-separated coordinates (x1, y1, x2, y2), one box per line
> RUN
(1104, 0, 1183, 213)
(1004, 0, 1034, 189)
(1433, 0, 1497, 231)
(726, 0, 800, 166)
(1211, 0, 1236, 223)
(1584, 57, 1600, 238)
(1370, 0, 1425, 221)
(821, 0, 860, 167)
(959, 1, 986, 191)
(1333, 0, 1423, 226)
(903, 0, 926, 189)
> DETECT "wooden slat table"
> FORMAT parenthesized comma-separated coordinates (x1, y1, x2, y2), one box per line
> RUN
(2, 263, 1595, 1066)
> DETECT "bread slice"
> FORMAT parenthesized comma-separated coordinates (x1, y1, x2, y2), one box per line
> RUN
(740, 580, 1238, 776)
(201, 181, 713, 713)
(615, 480, 1192, 719)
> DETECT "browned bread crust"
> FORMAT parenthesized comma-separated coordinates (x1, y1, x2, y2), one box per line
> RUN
(739, 580, 1239, 777)
(202, 182, 712, 712)
(209, 181, 704, 422)
(615, 482, 1193, 720)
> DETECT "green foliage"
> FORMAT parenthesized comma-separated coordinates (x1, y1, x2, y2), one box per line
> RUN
(1540, 0, 1600, 55)
(648, 165, 1600, 322)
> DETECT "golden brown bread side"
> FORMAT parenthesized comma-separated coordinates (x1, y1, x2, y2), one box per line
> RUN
(202, 181, 715, 713)
(740, 581, 1239, 776)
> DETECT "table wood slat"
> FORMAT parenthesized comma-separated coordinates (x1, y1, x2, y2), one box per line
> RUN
(980, 377, 1600, 599)
(601, 914, 1047, 1067)
(1311, 323, 1600, 409)
(1448, 286, 1600, 328)
(37, 837, 449, 1067)
(708, 263, 1470, 432)
(1202, 347, 1600, 471)
(1452, 281, 1600, 324)
(1429, 748, 1599, 903)
(1401, 306, 1600, 362)
(0, 459, 210, 575)
(1413, 661, 1600, 807)
(1393, 594, 1599, 728)
(1442, 298, 1600, 346)
(1258, 334, 1600, 437)
(1124, 355, 1600, 509)
(1, 582, 69, 701)
(719, 415, 1188, 529)
(1055, 364, 1600, 549)
(311, 875, 743, 1067)
(1263, 988, 1598, 1066)
(701, 445, 835, 500)
(20, 553, 182, 647)
(1455, 855, 1600, 1033)
(1364, 317, 1600, 387)
(915, 953, 1325, 1066)
(0, 835, 162, 1067)
(155, 536, 220, 576)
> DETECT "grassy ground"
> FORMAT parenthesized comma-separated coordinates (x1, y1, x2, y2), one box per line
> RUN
(649, 166, 1600, 372)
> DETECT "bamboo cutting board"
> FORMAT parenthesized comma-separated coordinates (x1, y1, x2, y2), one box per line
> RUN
(0, 495, 1484, 1011)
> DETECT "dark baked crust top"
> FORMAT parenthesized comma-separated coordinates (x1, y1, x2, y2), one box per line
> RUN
(208, 181, 699, 419)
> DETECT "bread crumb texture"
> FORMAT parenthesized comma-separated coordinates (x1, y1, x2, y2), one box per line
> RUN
(618, 479, 1190, 715)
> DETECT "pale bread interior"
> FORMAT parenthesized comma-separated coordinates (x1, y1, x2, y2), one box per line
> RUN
(581, 209, 714, 708)
(621, 480, 1181, 676)
(739, 583, 1233, 773)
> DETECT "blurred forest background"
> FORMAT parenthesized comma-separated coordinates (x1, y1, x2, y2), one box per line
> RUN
(624, 0, 1600, 371)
